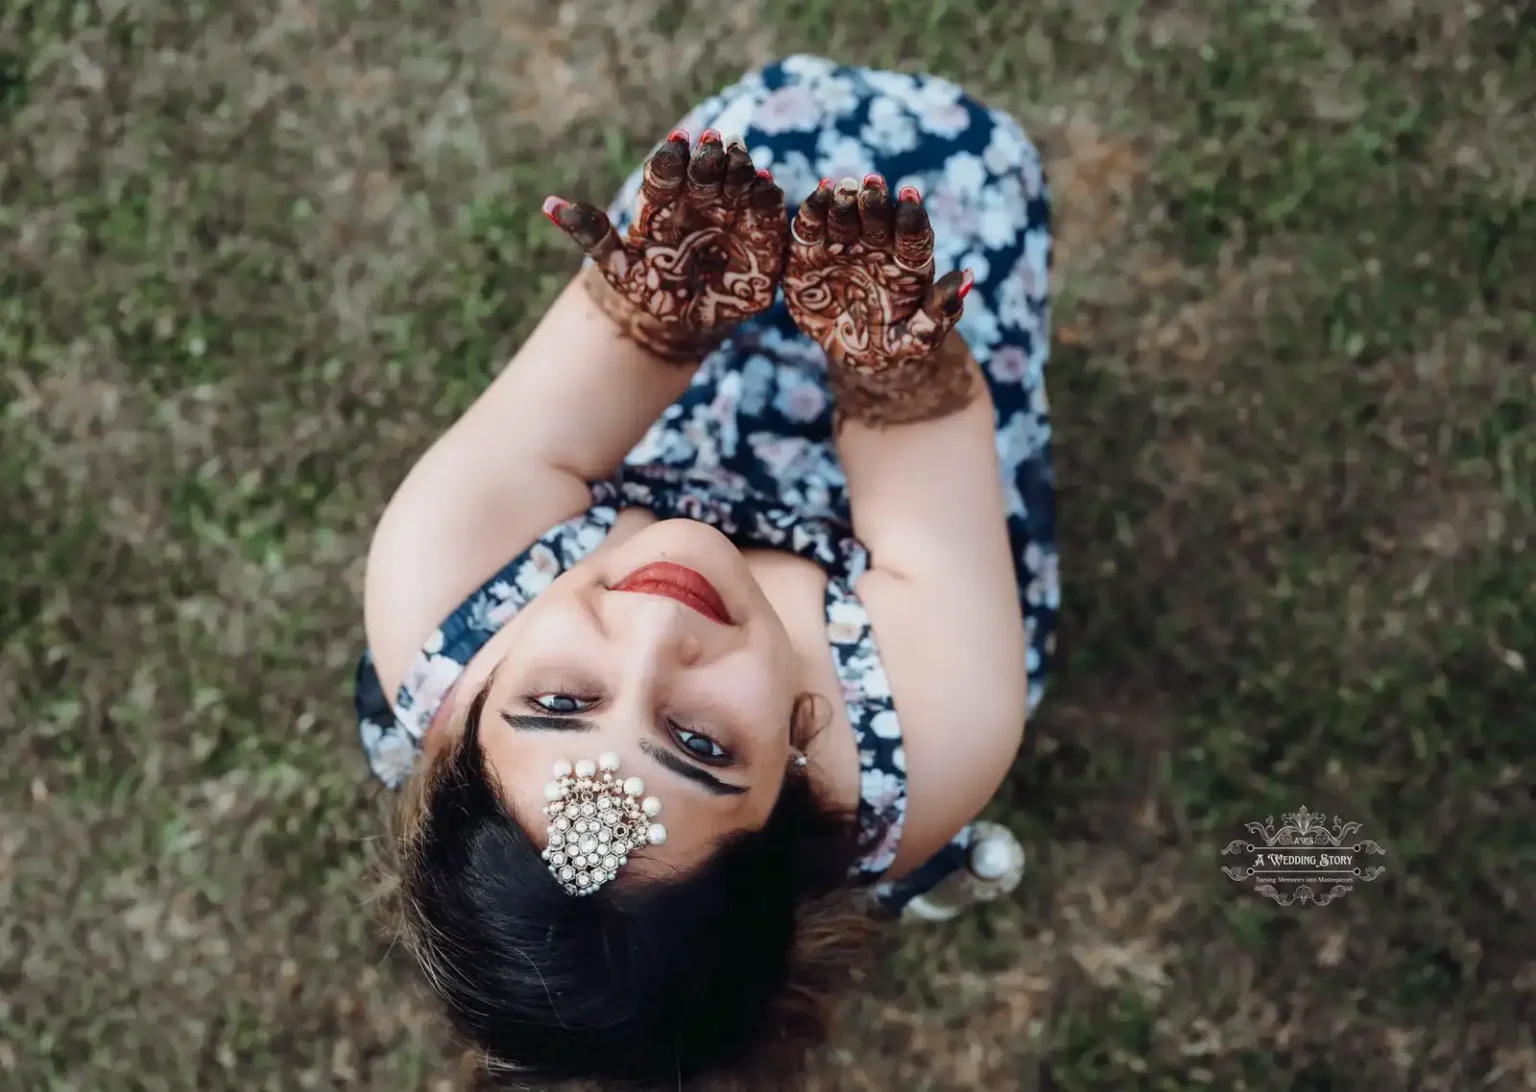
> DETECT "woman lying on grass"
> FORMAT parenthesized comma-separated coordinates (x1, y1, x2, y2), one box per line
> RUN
(356, 56, 1057, 1089)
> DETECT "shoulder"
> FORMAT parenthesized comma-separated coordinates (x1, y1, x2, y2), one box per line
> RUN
(853, 566, 1028, 878)
(362, 435, 594, 700)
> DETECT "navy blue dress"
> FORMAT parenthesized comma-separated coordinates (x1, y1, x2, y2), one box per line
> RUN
(356, 56, 1058, 914)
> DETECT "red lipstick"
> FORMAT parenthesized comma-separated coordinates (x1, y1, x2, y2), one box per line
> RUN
(611, 562, 731, 624)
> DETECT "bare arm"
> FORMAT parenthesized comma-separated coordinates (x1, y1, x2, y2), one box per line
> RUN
(365, 131, 787, 697)
(784, 178, 1027, 873)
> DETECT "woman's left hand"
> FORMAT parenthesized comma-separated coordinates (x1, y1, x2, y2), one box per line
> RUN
(542, 129, 788, 364)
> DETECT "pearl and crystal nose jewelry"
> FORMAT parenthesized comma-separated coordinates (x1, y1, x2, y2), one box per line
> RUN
(541, 752, 667, 895)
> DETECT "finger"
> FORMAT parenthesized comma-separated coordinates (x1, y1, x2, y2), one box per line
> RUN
(900, 268, 973, 354)
(721, 138, 756, 208)
(542, 196, 624, 267)
(634, 129, 691, 240)
(923, 268, 975, 323)
(746, 168, 785, 221)
(791, 178, 835, 247)
(893, 186, 934, 271)
(686, 128, 727, 205)
(826, 177, 861, 248)
(857, 173, 894, 247)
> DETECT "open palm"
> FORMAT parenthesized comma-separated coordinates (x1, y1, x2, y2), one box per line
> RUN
(543, 129, 787, 361)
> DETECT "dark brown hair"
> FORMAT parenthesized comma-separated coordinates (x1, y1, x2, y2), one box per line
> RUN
(385, 685, 877, 1089)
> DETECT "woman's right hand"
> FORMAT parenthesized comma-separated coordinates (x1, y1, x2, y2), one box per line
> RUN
(542, 130, 788, 364)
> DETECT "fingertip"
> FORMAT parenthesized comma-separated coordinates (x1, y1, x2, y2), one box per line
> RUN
(757, 168, 773, 180)
(700, 128, 722, 144)
(959, 269, 975, 300)
(541, 195, 568, 225)
(667, 128, 689, 144)
(897, 185, 922, 203)
(863, 172, 885, 189)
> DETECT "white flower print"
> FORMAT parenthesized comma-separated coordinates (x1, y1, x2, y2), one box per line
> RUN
(1024, 543, 1061, 610)
(750, 147, 819, 205)
(486, 597, 520, 628)
(1029, 379, 1051, 418)
(864, 815, 906, 871)
(982, 122, 1026, 175)
(860, 96, 918, 156)
(911, 80, 970, 138)
(861, 767, 904, 811)
(815, 130, 871, 186)
(773, 374, 828, 422)
(423, 628, 444, 654)
(780, 54, 837, 81)
(573, 519, 607, 554)
(812, 74, 860, 123)
(958, 250, 991, 286)
(737, 353, 777, 416)
(943, 151, 987, 199)
(701, 93, 759, 145)
(988, 343, 1033, 384)
(956, 290, 1001, 353)
(515, 544, 560, 598)
(755, 84, 823, 135)
(826, 596, 869, 637)
(890, 743, 907, 773)
(997, 244, 1049, 335)
(861, 69, 920, 103)
(628, 417, 698, 466)
(1024, 229, 1051, 297)
(868, 708, 901, 740)
(853, 658, 893, 702)
(366, 724, 419, 787)
(401, 652, 462, 731)
(979, 175, 1028, 250)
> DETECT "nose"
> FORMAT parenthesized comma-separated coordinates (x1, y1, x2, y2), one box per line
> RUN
(605, 590, 705, 671)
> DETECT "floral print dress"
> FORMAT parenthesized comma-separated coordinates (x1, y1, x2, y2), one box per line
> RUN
(355, 56, 1058, 915)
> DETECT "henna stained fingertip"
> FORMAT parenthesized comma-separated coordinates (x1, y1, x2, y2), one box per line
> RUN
(897, 185, 922, 203)
(700, 128, 722, 144)
(958, 269, 975, 300)
(863, 173, 885, 190)
(666, 128, 689, 144)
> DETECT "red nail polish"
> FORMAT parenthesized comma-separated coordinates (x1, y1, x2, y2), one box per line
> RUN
(701, 128, 722, 143)
(541, 195, 568, 224)
(898, 186, 921, 202)
(756, 168, 773, 180)
(818, 177, 835, 190)
(958, 269, 975, 300)
(863, 173, 885, 188)
(667, 128, 689, 143)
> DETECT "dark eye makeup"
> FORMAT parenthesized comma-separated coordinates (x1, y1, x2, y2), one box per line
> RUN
(522, 689, 734, 766)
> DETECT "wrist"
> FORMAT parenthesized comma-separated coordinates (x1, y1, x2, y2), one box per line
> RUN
(581, 265, 725, 366)
(828, 330, 979, 430)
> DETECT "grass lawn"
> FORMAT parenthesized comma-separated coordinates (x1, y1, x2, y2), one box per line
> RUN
(3, 0, 1532, 1089)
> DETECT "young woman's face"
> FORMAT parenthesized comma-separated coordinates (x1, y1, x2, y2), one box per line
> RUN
(455, 519, 800, 874)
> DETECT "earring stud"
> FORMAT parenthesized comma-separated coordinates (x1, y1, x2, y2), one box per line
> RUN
(541, 752, 667, 895)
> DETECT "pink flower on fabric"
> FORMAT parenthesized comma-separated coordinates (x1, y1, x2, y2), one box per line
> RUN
(755, 85, 822, 135)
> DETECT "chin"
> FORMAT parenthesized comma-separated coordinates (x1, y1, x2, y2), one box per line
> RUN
(615, 519, 755, 598)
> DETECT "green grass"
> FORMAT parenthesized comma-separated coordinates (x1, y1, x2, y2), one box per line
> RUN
(2, 0, 1533, 1088)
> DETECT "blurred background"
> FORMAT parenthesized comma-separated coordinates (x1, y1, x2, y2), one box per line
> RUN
(2, 1, 1532, 1089)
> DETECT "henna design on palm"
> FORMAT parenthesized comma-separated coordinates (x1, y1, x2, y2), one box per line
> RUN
(783, 175, 977, 428)
(542, 129, 788, 364)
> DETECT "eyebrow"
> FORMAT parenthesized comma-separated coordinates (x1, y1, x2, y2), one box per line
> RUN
(499, 711, 748, 797)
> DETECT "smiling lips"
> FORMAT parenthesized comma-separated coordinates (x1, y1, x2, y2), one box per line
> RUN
(611, 562, 731, 625)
